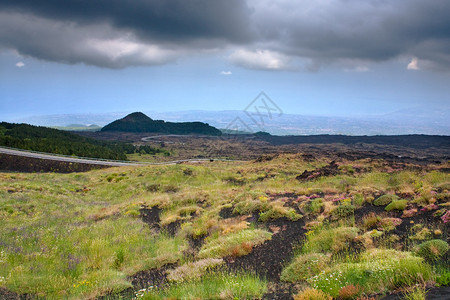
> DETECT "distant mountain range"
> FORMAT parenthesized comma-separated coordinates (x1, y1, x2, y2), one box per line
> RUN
(6, 106, 450, 135)
(101, 112, 222, 135)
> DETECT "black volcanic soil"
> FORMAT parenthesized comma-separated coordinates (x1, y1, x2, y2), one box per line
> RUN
(257, 134, 450, 149)
(381, 286, 450, 300)
(296, 161, 340, 181)
(225, 218, 306, 282)
(139, 206, 161, 229)
(77, 131, 450, 165)
(97, 264, 174, 300)
(0, 288, 23, 300)
(0, 153, 108, 173)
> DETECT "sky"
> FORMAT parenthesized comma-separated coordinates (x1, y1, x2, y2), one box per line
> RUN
(0, 0, 449, 122)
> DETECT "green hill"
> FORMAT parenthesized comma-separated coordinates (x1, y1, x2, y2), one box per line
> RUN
(101, 112, 222, 136)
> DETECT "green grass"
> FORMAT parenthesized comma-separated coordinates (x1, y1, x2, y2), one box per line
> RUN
(198, 229, 272, 259)
(140, 272, 267, 300)
(303, 226, 360, 254)
(403, 287, 427, 300)
(166, 258, 224, 283)
(435, 267, 450, 287)
(385, 199, 408, 211)
(415, 239, 449, 262)
(0, 169, 190, 299)
(374, 194, 399, 206)
(281, 253, 331, 282)
(308, 249, 433, 297)
(0, 212, 186, 299)
(0, 154, 449, 298)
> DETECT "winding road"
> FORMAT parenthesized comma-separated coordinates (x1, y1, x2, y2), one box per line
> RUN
(0, 146, 144, 167)
(0, 146, 239, 167)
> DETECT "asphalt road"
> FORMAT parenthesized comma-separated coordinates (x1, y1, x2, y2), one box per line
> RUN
(0, 146, 238, 167)
(0, 147, 144, 167)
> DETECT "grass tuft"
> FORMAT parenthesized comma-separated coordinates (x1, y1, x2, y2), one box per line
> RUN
(198, 229, 272, 259)
(140, 272, 267, 300)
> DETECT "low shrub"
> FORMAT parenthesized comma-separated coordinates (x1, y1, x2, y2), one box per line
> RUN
(181, 213, 219, 238)
(352, 193, 365, 207)
(441, 210, 450, 223)
(166, 258, 224, 283)
(331, 204, 355, 220)
(364, 229, 383, 238)
(219, 218, 250, 235)
(338, 284, 361, 299)
(233, 199, 263, 215)
(259, 200, 302, 222)
(303, 227, 359, 254)
(402, 208, 418, 218)
(145, 183, 160, 192)
(378, 218, 402, 231)
(403, 287, 427, 300)
(306, 198, 324, 214)
(198, 229, 272, 259)
(415, 239, 449, 262)
(385, 199, 408, 211)
(280, 253, 331, 282)
(223, 175, 246, 186)
(374, 194, 399, 206)
(160, 205, 201, 226)
(362, 213, 381, 230)
(233, 198, 302, 222)
(409, 227, 432, 241)
(293, 288, 332, 300)
(309, 249, 433, 297)
(140, 272, 267, 299)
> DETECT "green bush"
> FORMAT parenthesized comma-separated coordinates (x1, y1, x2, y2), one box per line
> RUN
(281, 253, 331, 282)
(374, 194, 399, 206)
(415, 239, 449, 262)
(362, 213, 381, 230)
(306, 198, 324, 214)
(303, 227, 359, 254)
(259, 204, 302, 222)
(331, 204, 355, 220)
(233, 198, 302, 222)
(409, 225, 432, 241)
(385, 199, 408, 211)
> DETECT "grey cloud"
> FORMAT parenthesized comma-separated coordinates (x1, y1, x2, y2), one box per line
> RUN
(0, 0, 253, 43)
(0, 13, 183, 68)
(1, 0, 449, 70)
(249, 0, 450, 70)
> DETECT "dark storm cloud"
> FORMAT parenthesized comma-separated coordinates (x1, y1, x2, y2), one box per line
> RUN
(1, 0, 449, 70)
(248, 0, 450, 70)
(0, 0, 253, 43)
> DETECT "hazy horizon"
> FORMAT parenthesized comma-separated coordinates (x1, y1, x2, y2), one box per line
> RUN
(4, 107, 449, 136)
